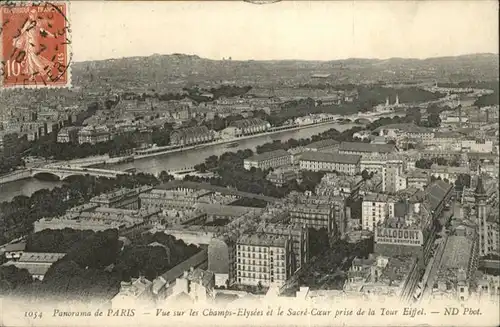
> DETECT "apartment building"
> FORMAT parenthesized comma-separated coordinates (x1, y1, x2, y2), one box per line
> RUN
(344, 254, 420, 302)
(78, 125, 111, 144)
(289, 203, 335, 234)
(139, 188, 223, 210)
(361, 193, 396, 231)
(315, 173, 364, 199)
(169, 268, 215, 303)
(208, 235, 237, 287)
(303, 139, 340, 153)
(266, 166, 300, 186)
(288, 193, 348, 239)
(474, 176, 499, 257)
(57, 126, 81, 143)
(228, 118, 270, 136)
(299, 152, 360, 175)
(374, 181, 453, 268)
(431, 132, 464, 149)
(339, 142, 396, 157)
(486, 213, 499, 257)
(236, 234, 293, 288)
(461, 138, 494, 153)
(475, 273, 500, 303)
(90, 186, 152, 209)
(243, 149, 291, 170)
(404, 170, 429, 190)
(0, 131, 19, 157)
(376, 124, 434, 145)
(382, 161, 407, 193)
(360, 154, 405, 174)
(34, 207, 159, 233)
(428, 165, 470, 185)
(256, 223, 310, 271)
(170, 126, 214, 146)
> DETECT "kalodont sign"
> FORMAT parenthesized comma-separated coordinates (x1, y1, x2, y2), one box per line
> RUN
(375, 227, 424, 246)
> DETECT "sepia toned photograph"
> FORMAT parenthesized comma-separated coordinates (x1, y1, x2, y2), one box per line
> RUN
(0, 1, 499, 326)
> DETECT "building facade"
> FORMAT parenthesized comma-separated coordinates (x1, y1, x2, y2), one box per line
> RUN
(303, 139, 340, 153)
(57, 126, 81, 143)
(170, 126, 214, 146)
(90, 186, 152, 209)
(382, 161, 407, 193)
(405, 170, 430, 190)
(361, 193, 395, 231)
(78, 125, 111, 144)
(475, 176, 490, 257)
(229, 118, 270, 136)
(208, 236, 237, 287)
(339, 142, 396, 157)
(266, 166, 300, 186)
(257, 223, 309, 272)
(236, 234, 293, 288)
(289, 203, 335, 235)
(0, 131, 19, 157)
(374, 180, 453, 268)
(243, 149, 291, 170)
(288, 194, 347, 239)
(344, 254, 420, 302)
(299, 152, 360, 175)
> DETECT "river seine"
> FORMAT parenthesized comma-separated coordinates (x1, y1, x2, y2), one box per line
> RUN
(0, 122, 358, 203)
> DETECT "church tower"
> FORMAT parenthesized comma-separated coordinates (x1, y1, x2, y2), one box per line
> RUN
(395, 94, 400, 106)
(475, 168, 488, 256)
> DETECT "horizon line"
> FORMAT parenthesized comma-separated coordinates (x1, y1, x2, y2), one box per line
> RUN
(72, 52, 499, 64)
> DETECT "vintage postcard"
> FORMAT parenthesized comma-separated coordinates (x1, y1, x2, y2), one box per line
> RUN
(0, 1, 499, 327)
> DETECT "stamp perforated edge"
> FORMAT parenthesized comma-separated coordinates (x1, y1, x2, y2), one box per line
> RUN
(0, 0, 72, 90)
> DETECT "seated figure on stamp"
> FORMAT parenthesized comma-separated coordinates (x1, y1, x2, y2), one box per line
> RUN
(12, 9, 56, 80)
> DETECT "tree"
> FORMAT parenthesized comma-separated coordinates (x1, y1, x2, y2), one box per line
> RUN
(308, 228, 330, 257)
(361, 170, 371, 180)
(415, 158, 433, 169)
(300, 171, 325, 193)
(0, 265, 33, 295)
(194, 163, 207, 173)
(158, 171, 174, 183)
(432, 157, 448, 166)
(0, 173, 162, 244)
(427, 113, 442, 127)
(455, 174, 472, 192)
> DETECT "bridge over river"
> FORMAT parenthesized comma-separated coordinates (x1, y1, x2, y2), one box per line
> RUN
(30, 165, 131, 180)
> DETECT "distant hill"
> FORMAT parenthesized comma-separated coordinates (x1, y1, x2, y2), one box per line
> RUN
(71, 53, 499, 90)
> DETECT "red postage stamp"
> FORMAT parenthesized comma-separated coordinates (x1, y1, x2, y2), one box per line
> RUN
(0, 1, 71, 88)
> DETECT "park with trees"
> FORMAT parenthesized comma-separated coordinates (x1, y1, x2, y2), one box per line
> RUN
(1, 228, 200, 302)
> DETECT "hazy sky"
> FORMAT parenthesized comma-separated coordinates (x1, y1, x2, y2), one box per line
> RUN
(70, 1, 499, 62)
